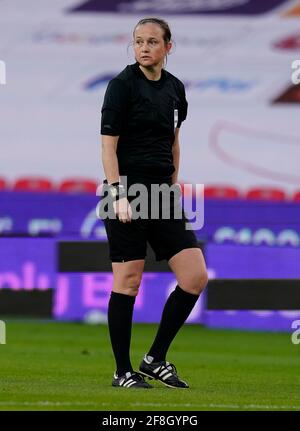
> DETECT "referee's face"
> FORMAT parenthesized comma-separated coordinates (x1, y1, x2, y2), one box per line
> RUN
(133, 23, 172, 68)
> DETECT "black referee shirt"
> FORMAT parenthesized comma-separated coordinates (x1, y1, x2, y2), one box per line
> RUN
(101, 61, 188, 184)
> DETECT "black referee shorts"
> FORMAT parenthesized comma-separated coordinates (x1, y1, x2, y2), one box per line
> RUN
(101, 186, 200, 263)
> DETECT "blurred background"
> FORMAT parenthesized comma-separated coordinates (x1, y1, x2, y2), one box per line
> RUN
(1, 0, 300, 331)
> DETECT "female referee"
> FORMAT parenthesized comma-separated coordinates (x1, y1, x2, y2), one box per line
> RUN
(100, 17, 208, 389)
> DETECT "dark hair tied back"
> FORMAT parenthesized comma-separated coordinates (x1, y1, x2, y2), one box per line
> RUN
(133, 17, 172, 45)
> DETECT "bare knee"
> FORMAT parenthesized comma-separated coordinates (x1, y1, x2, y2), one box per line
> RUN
(181, 270, 208, 295)
(113, 272, 142, 297)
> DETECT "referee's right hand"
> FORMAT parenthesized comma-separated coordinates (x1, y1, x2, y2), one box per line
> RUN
(113, 197, 132, 223)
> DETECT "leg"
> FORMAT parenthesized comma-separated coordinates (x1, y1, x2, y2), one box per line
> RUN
(168, 247, 208, 295)
(108, 259, 145, 376)
(139, 247, 208, 388)
(146, 247, 208, 362)
(112, 259, 145, 296)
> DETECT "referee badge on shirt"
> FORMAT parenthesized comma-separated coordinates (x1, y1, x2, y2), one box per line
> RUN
(174, 109, 178, 131)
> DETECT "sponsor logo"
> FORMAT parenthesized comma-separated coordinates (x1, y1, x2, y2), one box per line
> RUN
(85, 74, 255, 92)
(214, 227, 300, 247)
(0, 217, 62, 236)
(33, 31, 130, 45)
(32, 30, 246, 48)
(0, 262, 51, 290)
(184, 77, 256, 92)
(80, 208, 107, 239)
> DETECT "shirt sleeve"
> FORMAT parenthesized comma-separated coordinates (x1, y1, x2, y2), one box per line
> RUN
(176, 82, 188, 129)
(100, 78, 130, 136)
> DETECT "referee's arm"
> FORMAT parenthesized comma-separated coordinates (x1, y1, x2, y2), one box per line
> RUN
(101, 135, 120, 185)
(172, 127, 180, 184)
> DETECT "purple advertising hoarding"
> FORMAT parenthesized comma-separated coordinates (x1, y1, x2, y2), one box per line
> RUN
(0, 191, 104, 239)
(0, 237, 56, 290)
(0, 237, 299, 330)
(1, 191, 300, 330)
(54, 272, 205, 324)
(71, 0, 289, 15)
(206, 243, 300, 279)
(205, 243, 300, 332)
(1, 191, 300, 247)
(0, 237, 204, 323)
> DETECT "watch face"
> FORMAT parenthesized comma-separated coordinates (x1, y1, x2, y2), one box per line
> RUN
(109, 187, 118, 198)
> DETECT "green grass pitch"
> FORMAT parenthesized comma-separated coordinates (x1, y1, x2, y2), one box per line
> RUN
(0, 320, 299, 411)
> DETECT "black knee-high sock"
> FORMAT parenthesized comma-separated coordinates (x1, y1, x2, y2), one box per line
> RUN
(147, 285, 199, 362)
(107, 291, 136, 376)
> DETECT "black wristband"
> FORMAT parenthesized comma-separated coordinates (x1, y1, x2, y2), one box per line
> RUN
(115, 184, 127, 201)
(108, 183, 126, 201)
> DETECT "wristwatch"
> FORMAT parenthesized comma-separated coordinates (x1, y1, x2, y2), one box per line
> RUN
(107, 182, 126, 201)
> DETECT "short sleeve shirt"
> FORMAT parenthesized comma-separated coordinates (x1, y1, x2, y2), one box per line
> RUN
(101, 62, 188, 183)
